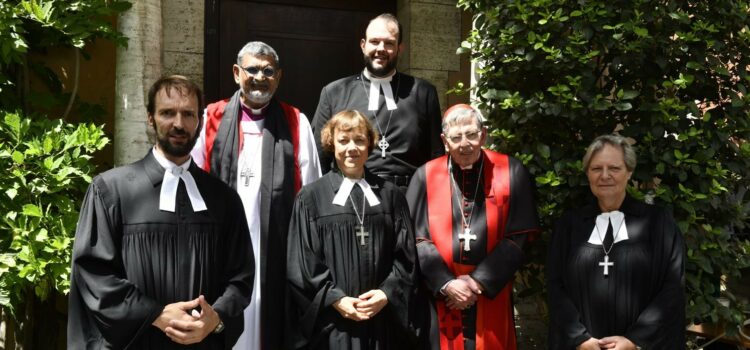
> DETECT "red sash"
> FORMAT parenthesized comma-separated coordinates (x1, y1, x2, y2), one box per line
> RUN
(425, 151, 515, 350)
(203, 99, 302, 192)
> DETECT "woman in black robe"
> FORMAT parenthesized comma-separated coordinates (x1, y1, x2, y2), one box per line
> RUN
(546, 134, 685, 350)
(286, 110, 417, 349)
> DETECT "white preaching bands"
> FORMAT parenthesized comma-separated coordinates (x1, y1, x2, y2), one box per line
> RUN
(361, 69, 401, 158)
(363, 69, 397, 111)
(153, 147, 207, 213)
(588, 211, 629, 245)
(332, 176, 380, 207)
(591, 211, 628, 276)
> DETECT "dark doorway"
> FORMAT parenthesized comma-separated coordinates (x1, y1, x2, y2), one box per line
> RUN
(204, 0, 397, 118)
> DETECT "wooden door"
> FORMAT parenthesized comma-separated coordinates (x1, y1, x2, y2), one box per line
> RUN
(204, 0, 397, 118)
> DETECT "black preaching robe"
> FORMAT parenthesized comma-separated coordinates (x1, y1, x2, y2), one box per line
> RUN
(68, 152, 255, 349)
(312, 72, 443, 180)
(546, 195, 685, 349)
(286, 171, 417, 350)
(406, 153, 540, 350)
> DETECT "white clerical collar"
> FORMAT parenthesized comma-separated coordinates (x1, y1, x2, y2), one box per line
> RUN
(332, 176, 380, 207)
(241, 102, 269, 116)
(152, 147, 207, 213)
(363, 68, 397, 111)
(588, 210, 629, 245)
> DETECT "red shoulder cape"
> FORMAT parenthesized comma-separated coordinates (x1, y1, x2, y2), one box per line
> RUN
(425, 150, 516, 350)
(203, 99, 302, 192)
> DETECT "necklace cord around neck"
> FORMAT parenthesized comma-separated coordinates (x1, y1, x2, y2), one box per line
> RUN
(448, 155, 484, 230)
(595, 214, 624, 255)
(359, 72, 401, 139)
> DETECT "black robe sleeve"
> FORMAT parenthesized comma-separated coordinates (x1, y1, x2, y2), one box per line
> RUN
(406, 167, 456, 296)
(378, 191, 418, 329)
(546, 213, 592, 348)
(623, 209, 685, 348)
(68, 180, 163, 349)
(471, 157, 540, 298)
(285, 190, 348, 345)
(424, 84, 444, 160)
(312, 85, 334, 173)
(211, 190, 256, 346)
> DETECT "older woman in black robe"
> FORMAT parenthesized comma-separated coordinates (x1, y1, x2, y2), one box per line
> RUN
(546, 134, 685, 350)
(286, 110, 417, 349)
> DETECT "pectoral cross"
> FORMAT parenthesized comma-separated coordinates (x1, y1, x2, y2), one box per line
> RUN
(357, 225, 369, 246)
(378, 138, 390, 158)
(240, 168, 254, 186)
(599, 255, 614, 276)
(458, 227, 477, 252)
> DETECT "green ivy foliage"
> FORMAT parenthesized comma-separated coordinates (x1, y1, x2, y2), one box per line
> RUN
(0, 0, 131, 109)
(457, 0, 750, 332)
(0, 111, 108, 318)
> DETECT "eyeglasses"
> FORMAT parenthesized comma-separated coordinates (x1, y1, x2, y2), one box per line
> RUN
(446, 130, 481, 144)
(240, 66, 276, 78)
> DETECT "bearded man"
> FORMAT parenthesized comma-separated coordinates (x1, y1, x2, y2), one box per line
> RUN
(68, 75, 255, 349)
(311, 13, 443, 192)
(191, 41, 321, 350)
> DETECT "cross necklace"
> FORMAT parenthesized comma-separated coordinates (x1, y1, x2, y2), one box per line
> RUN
(594, 215, 624, 276)
(348, 186, 369, 246)
(239, 131, 263, 186)
(448, 156, 484, 252)
(359, 73, 401, 158)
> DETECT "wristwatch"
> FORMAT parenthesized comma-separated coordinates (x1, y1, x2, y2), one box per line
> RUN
(212, 319, 225, 334)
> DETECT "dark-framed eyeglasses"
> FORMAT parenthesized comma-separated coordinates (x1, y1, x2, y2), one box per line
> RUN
(241, 66, 276, 78)
(447, 130, 482, 144)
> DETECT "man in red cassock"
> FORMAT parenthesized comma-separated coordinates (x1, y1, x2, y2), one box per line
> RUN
(405, 104, 540, 350)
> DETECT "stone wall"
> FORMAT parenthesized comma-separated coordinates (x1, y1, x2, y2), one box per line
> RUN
(114, 0, 163, 165)
(162, 0, 205, 88)
(397, 0, 470, 111)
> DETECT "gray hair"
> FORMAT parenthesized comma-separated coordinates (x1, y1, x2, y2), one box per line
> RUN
(236, 41, 279, 67)
(441, 105, 485, 134)
(582, 134, 637, 172)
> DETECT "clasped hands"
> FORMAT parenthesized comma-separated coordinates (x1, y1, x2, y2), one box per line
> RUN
(152, 295, 221, 345)
(577, 336, 637, 350)
(443, 275, 483, 311)
(333, 289, 388, 321)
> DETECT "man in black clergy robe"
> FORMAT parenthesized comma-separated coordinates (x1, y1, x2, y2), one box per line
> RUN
(68, 75, 255, 349)
(312, 13, 444, 191)
(406, 104, 540, 350)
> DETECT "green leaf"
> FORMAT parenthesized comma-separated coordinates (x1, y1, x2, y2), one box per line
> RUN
(43, 156, 54, 170)
(621, 90, 639, 100)
(633, 27, 649, 37)
(613, 102, 632, 111)
(537, 143, 551, 158)
(4, 113, 21, 139)
(11, 150, 24, 164)
(35, 228, 48, 242)
(694, 256, 714, 274)
(22, 204, 42, 217)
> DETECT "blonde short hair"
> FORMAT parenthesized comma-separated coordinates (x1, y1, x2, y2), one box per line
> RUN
(320, 110, 379, 154)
